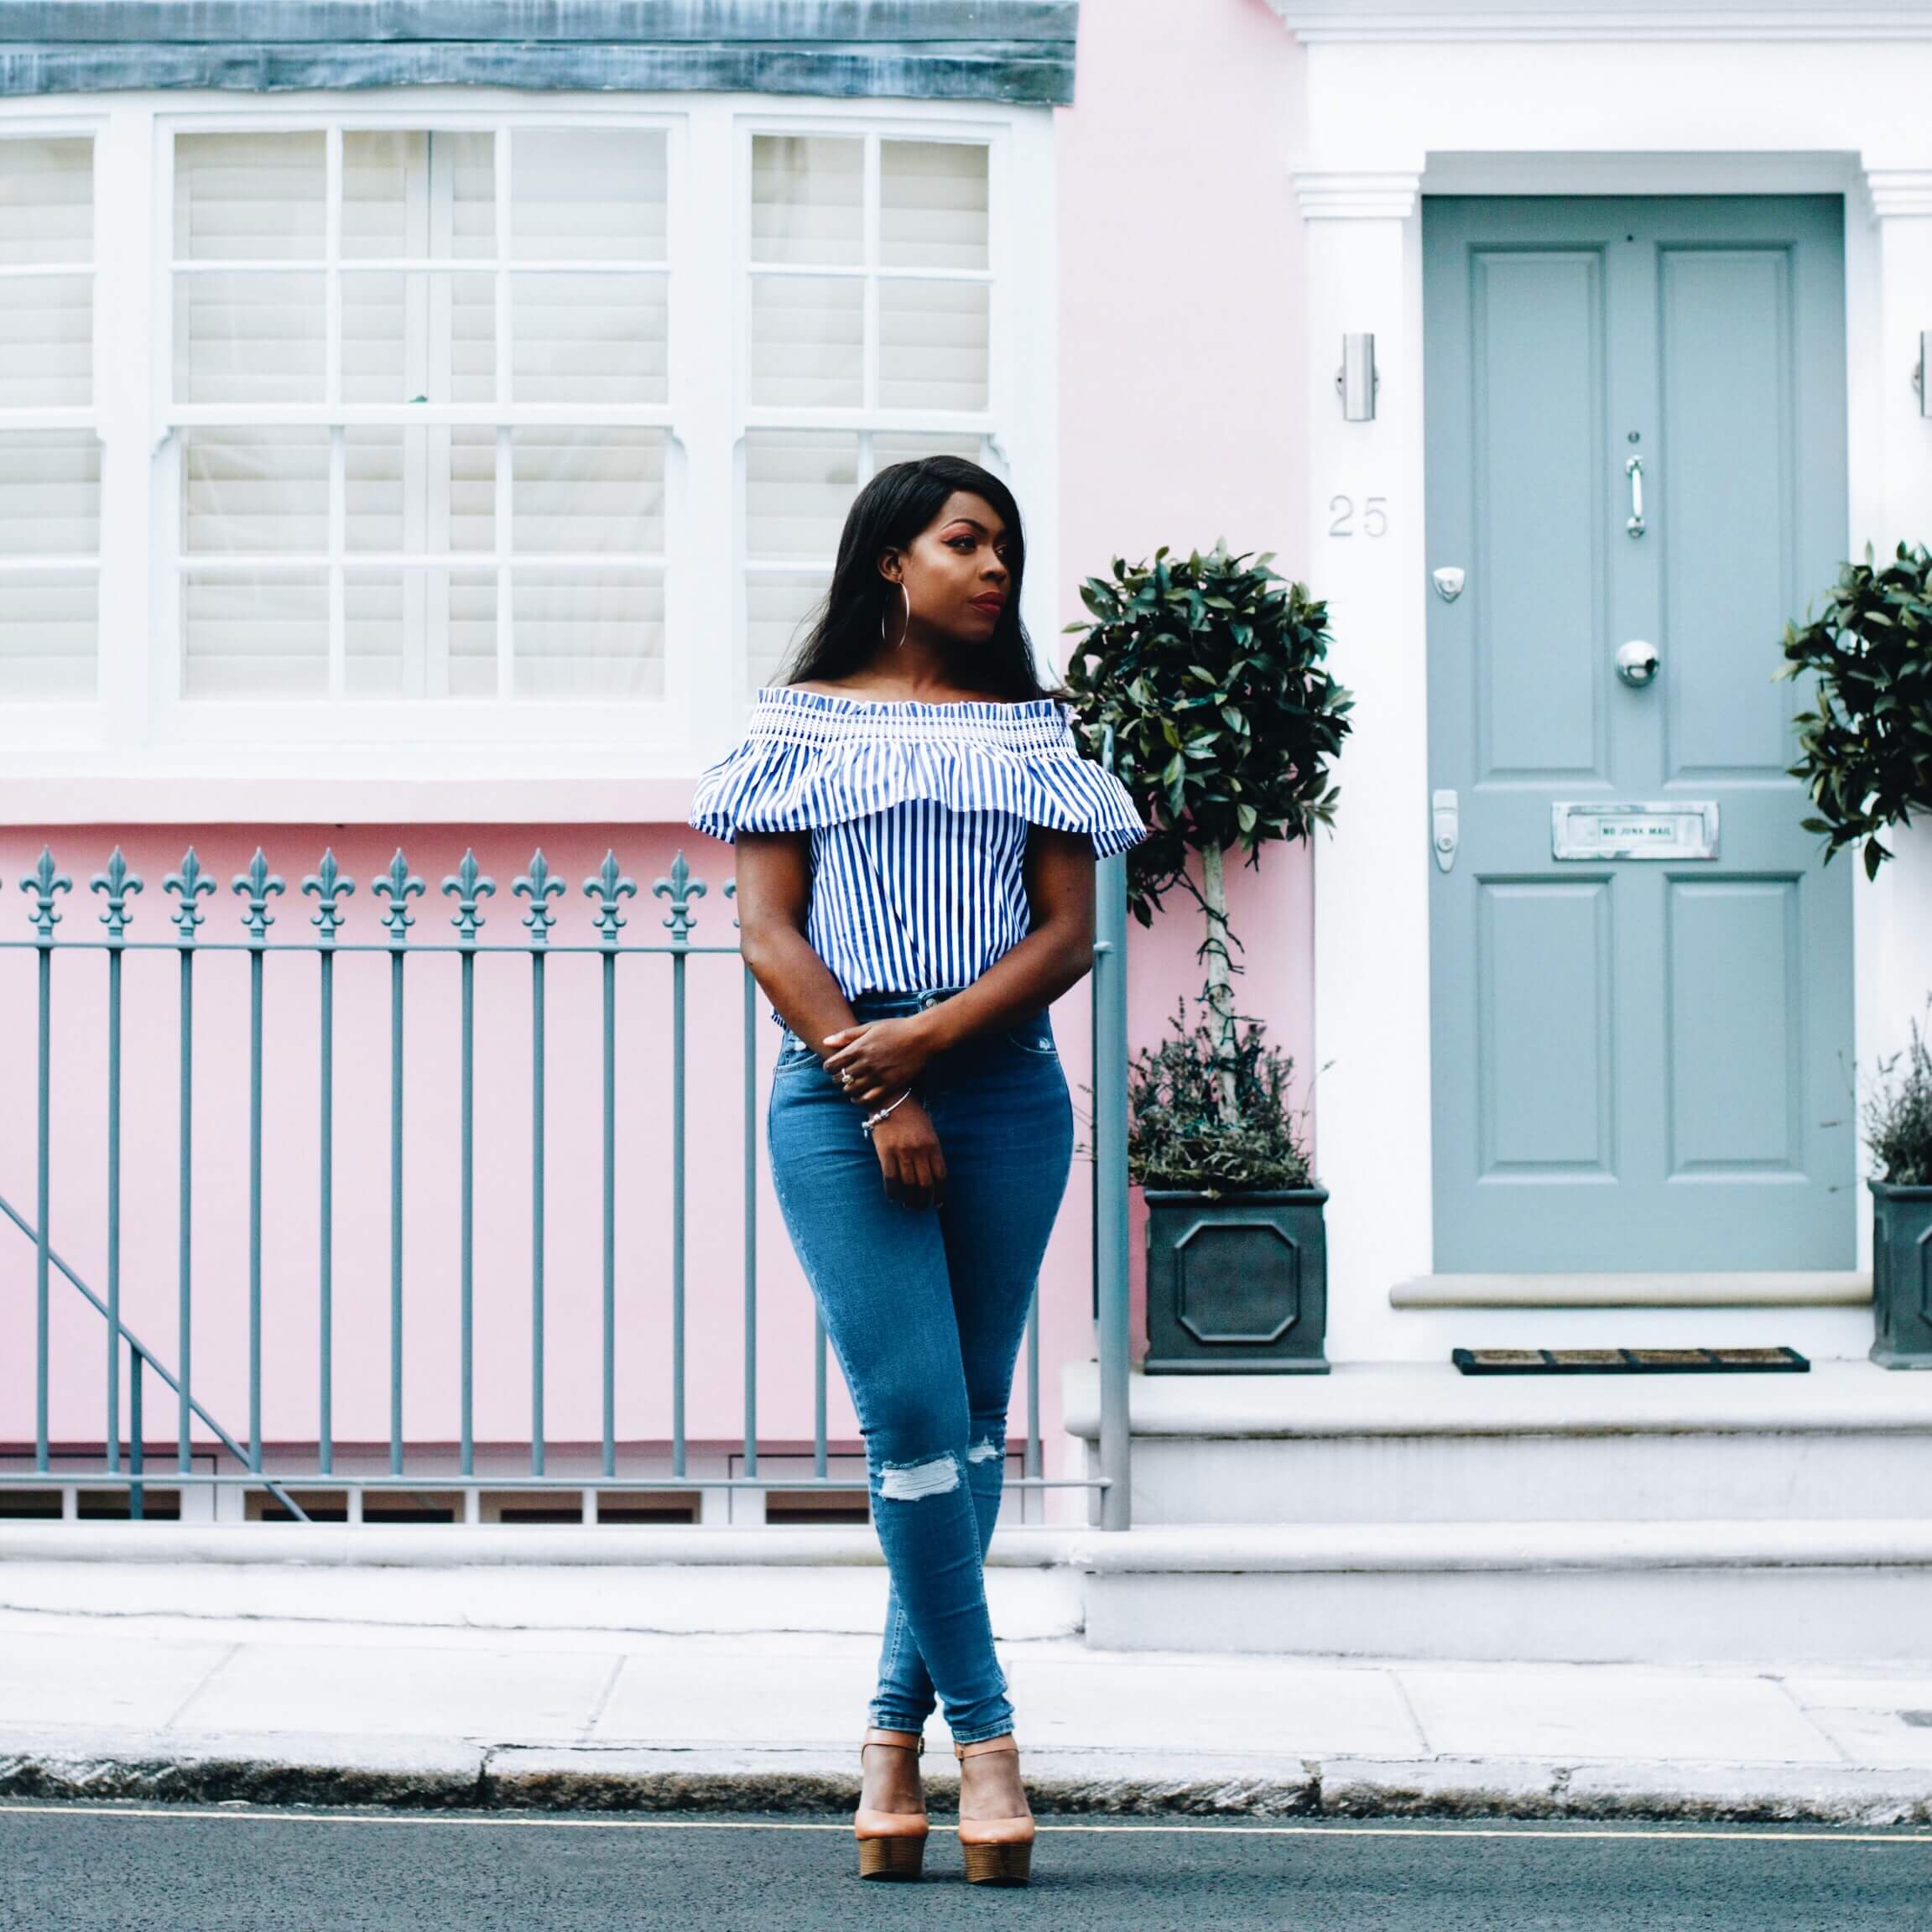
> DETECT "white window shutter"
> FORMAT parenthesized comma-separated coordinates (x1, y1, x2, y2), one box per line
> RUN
(0, 430, 99, 698)
(0, 138, 91, 409)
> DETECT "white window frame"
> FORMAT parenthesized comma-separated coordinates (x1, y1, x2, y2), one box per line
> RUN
(0, 87, 1056, 823)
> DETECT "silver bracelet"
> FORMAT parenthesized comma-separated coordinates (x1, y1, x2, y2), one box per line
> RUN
(862, 1087, 914, 1137)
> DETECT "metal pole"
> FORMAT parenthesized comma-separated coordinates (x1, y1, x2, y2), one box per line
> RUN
(742, 961, 758, 1481)
(1095, 726, 1133, 1532)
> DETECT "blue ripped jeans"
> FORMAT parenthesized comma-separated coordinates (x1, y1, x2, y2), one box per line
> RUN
(766, 985, 1074, 1743)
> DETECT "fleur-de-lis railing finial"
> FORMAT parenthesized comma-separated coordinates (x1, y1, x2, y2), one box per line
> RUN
(90, 847, 144, 940)
(20, 846, 72, 941)
(584, 850, 637, 948)
(372, 848, 424, 946)
(301, 848, 357, 943)
(653, 849, 706, 943)
(723, 875, 740, 931)
(513, 848, 566, 945)
(164, 846, 216, 944)
(232, 847, 286, 943)
(441, 848, 496, 945)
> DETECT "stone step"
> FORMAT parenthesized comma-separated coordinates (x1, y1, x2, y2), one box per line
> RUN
(1062, 1358, 1932, 1524)
(1076, 1518, 1932, 1664)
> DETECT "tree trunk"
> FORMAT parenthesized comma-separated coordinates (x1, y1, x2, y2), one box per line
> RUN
(1200, 841, 1240, 1127)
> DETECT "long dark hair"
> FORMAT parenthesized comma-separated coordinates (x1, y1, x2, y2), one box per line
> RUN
(775, 456, 1066, 701)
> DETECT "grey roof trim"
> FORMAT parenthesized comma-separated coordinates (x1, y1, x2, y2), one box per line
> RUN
(0, 3, 1079, 103)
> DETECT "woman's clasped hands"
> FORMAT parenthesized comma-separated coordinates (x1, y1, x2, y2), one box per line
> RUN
(820, 1017, 947, 1211)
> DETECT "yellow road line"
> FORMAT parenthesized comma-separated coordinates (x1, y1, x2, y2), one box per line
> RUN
(0, 1804, 1926, 1844)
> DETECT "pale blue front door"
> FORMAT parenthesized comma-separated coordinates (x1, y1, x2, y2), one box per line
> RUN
(1423, 195, 1855, 1271)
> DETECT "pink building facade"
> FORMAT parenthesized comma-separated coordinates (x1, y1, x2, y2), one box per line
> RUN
(8, 0, 1932, 1532)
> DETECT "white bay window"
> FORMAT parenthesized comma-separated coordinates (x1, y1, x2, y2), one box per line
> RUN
(0, 94, 1052, 806)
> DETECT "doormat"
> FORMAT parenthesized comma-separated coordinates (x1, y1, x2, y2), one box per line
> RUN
(1451, 1346, 1810, 1376)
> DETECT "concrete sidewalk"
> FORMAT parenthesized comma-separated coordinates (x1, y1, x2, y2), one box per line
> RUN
(3, 1572, 1932, 1825)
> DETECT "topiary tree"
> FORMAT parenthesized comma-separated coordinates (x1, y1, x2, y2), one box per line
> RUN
(1778, 541, 1932, 880)
(1060, 539, 1352, 1129)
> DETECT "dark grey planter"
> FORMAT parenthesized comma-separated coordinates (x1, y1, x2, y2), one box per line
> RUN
(1870, 1177, 1932, 1369)
(1143, 1185, 1330, 1374)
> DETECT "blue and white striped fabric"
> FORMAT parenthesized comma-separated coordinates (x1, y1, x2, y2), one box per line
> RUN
(688, 685, 1149, 1023)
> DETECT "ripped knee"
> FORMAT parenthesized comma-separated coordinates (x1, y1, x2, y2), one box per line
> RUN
(874, 1452, 962, 1502)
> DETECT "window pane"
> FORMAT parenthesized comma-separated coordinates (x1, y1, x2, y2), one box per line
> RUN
(0, 138, 91, 266)
(751, 134, 862, 267)
(512, 570, 661, 697)
(512, 429, 664, 555)
(744, 431, 857, 559)
(512, 130, 666, 261)
(174, 133, 325, 261)
(342, 130, 494, 261)
(511, 273, 665, 404)
(174, 271, 325, 404)
(749, 274, 862, 409)
(0, 273, 90, 407)
(183, 572, 329, 697)
(0, 431, 99, 557)
(881, 142, 988, 272)
(878, 279, 988, 412)
(0, 570, 96, 699)
(341, 270, 495, 404)
(181, 430, 330, 555)
(448, 570, 500, 695)
(345, 425, 496, 555)
(346, 567, 496, 697)
(746, 571, 826, 690)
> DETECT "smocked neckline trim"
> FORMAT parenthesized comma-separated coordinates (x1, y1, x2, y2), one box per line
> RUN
(757, 685, 1062, 716)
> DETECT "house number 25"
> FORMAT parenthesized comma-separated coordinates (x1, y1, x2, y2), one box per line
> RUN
(1329, 495, 1388, 538)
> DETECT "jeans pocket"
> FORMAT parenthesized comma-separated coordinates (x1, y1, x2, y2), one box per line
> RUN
(1002, 1015, 1058, 1058)
(773, 1028, 822, 1073)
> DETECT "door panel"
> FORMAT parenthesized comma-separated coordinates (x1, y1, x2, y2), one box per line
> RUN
(1473, 249, 1607, 779)
(1659, 247, 1798, 777)
(1424, 195, 1853, 1272)
(1478, 880, 1613, 1174)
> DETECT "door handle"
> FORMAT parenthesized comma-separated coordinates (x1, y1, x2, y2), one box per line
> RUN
(1624, 454, 1645, 538)
(1432, 788, 1459, 872)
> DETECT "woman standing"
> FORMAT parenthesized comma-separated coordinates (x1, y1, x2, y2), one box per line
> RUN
(687, 456, 1147, 1886)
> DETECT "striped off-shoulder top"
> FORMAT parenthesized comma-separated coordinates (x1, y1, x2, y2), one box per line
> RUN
(687, 685, 1149, 1023)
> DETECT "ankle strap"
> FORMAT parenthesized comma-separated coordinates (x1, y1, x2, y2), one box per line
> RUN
(863, 1727, 924, 1755)
(954, 1734, 1018, 1760)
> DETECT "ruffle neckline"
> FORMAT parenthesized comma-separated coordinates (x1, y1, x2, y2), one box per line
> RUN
(688, 684, 1148, 856)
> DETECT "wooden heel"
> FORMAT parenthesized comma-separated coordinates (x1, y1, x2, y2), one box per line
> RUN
(857, 1831, 928, 1882)
(961, 1837, 1033, 1887)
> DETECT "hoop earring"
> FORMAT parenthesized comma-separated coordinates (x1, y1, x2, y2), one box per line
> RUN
(883, 579, 911, 649)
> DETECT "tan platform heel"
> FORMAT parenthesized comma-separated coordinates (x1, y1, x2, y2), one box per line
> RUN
(854, 1727, 929, 1881)
(954, 1734, 1035, 1887)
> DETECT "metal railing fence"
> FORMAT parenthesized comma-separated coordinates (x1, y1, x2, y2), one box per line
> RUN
(3, 807, 1133, 1531)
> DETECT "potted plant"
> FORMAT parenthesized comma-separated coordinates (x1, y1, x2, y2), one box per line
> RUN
(1777, 544, 1932, 1364)
(1866, 996, 1932, 1369)
(1061, 539, 1352, 1372)
(1126, 995, 1329, 1372)
(1777, 540, 1932, 880)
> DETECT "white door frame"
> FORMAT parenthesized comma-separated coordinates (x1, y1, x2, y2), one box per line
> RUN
(1273, 9, 1932, 1360)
